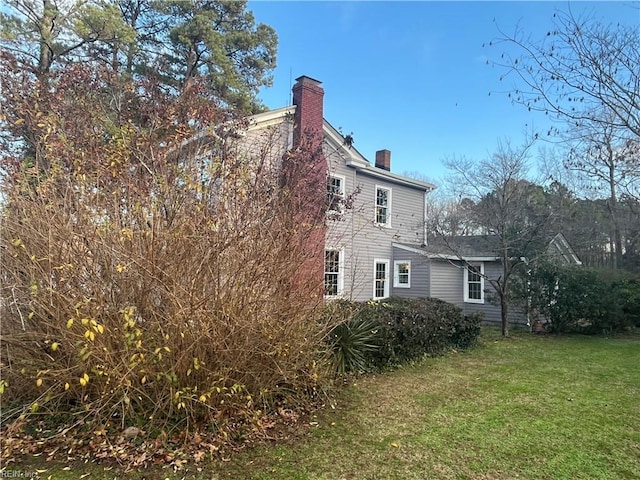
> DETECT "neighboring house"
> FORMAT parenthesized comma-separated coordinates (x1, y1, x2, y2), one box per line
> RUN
(392, 233, 582, 324)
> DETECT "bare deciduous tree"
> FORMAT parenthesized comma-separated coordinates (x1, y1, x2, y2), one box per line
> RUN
(492, 7, 640, 138)
(443, 140, 552, 337)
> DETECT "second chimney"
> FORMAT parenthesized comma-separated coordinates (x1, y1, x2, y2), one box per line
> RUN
(375, 149, 391, 171)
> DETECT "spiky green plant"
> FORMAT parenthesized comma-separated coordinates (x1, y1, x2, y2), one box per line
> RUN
(329, 318, 381, 374)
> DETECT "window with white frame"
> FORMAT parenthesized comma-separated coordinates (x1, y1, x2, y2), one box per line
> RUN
(393, 260, 411, 288)
(324, 249, 343, 297)
(327, 174, 345, 213)
(375, 186, 391, 226)
(464, 263, 484, 303)
(373, 259, 390, 299)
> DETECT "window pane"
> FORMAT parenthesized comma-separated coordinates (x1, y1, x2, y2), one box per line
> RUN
(376, 189, 388, 207)
(325, 250, 339, 273)
(397, 262, 409, 285)
(467, 266, 482, 300)
(327, 177, 342, 212)
(325, 274, 338, 296)
(325, 250, 340, 296)
(468, 267, 481, 282)
(468, 282, 481, 299)
(375, 188, 389, 224)
(375, 262, 387, 297)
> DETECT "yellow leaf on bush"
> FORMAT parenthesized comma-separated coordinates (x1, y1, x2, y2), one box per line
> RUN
(36, 378, 43, 387)
(51, 342, 59, 352)
(66, 318, 74, 329)
(96, 324, 104, 334)
(141, 376, 146, 384)
(116, 264, 125, 273)
(81, 318, 90, 326)
(65, 383, 70, 391)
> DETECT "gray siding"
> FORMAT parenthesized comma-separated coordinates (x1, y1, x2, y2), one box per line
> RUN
(426, 259, 504, 324)
(241, 119, 292, 169)
(465, 261, 502, 323)
(391, 246, 430, 298)
(429, 260, 464, 305)
(325, 155, 427, 301)
(240, 112, 429, 304)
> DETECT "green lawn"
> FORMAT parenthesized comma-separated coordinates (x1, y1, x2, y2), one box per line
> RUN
(11, 328, 640, 479)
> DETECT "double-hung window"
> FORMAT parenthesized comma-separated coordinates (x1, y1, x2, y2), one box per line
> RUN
(464, 263, 484, 303)
(393, 260, 411, 288)
(327, 174, 345, 214)
(324, 249, 343, 297)
(373, 259, 390, 299)
(375, 186, 391, 226)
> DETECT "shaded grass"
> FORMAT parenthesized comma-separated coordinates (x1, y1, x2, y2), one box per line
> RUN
(11, 328, 640, 479)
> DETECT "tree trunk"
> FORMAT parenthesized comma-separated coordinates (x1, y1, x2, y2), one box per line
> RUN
(607, 152, 624, 270)
(38, 0, 56, 78)
(501, 293, 510, 337)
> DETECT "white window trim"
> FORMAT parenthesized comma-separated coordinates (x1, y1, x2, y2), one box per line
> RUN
(324, 248, 344, 298)
(374, 185, 392, 227)
(327, 173, 346, 214)
(373, 258, 390, 299)
(464, 262, 484, 304)
(393, 260, 411, 288)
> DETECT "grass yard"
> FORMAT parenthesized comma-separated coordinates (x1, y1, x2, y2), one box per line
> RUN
(10, 328, 640, 479)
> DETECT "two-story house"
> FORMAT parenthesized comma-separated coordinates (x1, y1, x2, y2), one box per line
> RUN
(242, 75, 435, 301)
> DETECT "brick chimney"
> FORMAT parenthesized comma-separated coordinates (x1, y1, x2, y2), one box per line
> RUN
(292, 75, 324, 147)
(375, 149, 391, 171)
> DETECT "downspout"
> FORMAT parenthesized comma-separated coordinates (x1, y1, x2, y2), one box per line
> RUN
(423, 190, 428, 246)
(350, 167, 357, 300)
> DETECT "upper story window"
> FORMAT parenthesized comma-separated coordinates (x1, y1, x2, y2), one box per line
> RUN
(327, 174, 345, 214)
(393, 260, 411, 288)
(464, 263, 484, 304)
(375, 186, 391, 226)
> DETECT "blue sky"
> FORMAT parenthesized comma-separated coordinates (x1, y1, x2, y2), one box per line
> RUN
(249, 1, 639, 185)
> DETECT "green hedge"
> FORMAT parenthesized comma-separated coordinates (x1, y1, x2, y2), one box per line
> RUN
(325, 297, 482, 373)
(528, 263, 640, 334)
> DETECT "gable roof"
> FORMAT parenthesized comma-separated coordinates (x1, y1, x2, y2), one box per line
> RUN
(394, 233, 582, 265)
(546, 233, 582, 265)
(248, 106, 436, 192)
(393, 236, 500, 262)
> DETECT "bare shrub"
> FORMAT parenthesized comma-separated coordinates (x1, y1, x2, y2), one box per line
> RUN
(0, 62, 332, 437)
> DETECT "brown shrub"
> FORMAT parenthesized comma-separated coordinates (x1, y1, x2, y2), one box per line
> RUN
(0, 64, 333, 437)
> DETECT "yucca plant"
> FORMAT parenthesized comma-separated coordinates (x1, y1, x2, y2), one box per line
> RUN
(329, 317, 381, 375)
